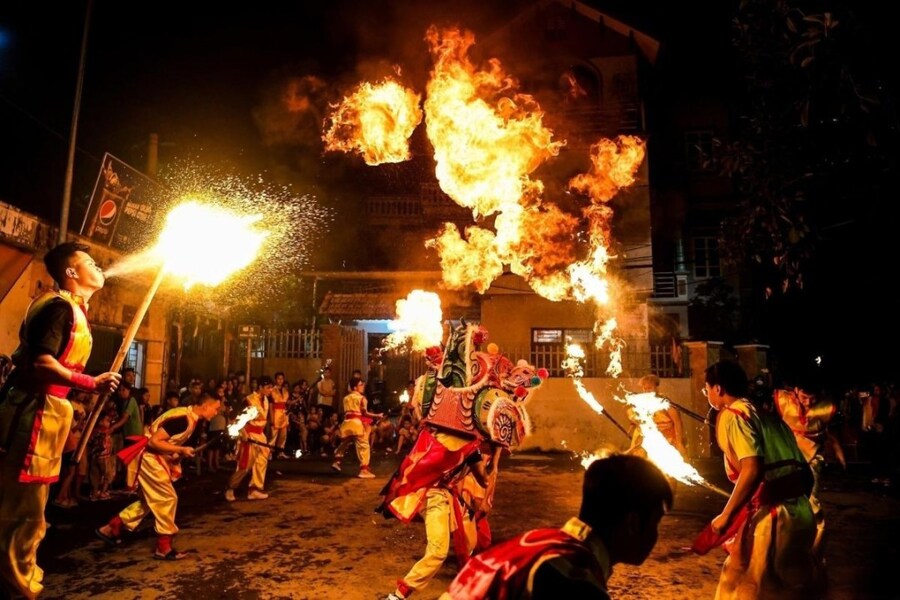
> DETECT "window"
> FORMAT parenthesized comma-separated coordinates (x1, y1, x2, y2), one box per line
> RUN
(693, 236, 721, 279)
(685, 130, 715, 172)
(124, 341, 145, 388)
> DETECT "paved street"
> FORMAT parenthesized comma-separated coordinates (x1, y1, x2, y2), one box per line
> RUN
(37, 451, 898, 600)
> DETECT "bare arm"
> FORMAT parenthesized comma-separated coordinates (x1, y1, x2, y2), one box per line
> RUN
(147, 427, 194, 457)
(31, 354, 121, 394)
(712, 455, 762, 532)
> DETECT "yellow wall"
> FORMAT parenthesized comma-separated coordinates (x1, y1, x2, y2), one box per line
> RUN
(519, 377, 707, 457)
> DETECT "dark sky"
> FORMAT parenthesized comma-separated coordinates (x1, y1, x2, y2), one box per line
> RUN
(0, 0, 529, 224)
(1, 1, 897, 384)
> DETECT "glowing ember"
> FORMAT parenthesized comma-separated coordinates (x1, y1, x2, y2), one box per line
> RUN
(227, 406, 260, 438)
(383, 290, 443, 351)
(294, 449, 303, 459)
(323, 77, 423, 165)
(398, 390, 410, 404)
(153, 202, 266, 288)
(623, 391, 710, 488)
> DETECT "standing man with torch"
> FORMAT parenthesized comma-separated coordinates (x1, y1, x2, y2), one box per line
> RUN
(0, 242, 121, 599)
(95, 392, 222, 559)
(225, 376, 273, 501)
(693, 360, 820, 599)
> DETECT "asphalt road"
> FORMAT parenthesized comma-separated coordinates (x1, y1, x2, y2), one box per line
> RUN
(34, 450, 898, 600)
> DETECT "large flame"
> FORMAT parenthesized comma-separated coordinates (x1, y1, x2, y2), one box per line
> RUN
(153, 202, 266, 288)
(384, 290, 444, 351)
(424, 26, 563, 217)
(623, 391, 710, 488)
(323, 77, 423, 165)
(320, 25, 648, 379)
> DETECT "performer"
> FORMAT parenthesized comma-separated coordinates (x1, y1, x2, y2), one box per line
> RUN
(775, 369, 845, 557)
(638, 374, 686, 455)
(0, 242, 120, 599)
(331, 377, 383, 478)
(94, 393, 221, 559)
(441, 455, 672, 599)
(379, 323, 540, 600)
(269, 371, 290, 459)
(694, 360, 820, 599)
(225, 376, 273, 501)
(381, 429, 496, 600)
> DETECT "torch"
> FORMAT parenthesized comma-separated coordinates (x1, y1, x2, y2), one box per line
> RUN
(73, 202, 266, 465)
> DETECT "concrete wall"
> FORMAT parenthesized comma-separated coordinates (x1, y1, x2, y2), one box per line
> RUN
(0, 261, 38, 356)
(519, 376, 710, 458)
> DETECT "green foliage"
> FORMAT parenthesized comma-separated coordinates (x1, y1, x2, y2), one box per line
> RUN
(717, 0, 889, 290)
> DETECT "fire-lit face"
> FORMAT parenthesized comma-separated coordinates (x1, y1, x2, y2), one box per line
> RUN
(703, 382, 725, 411)
(197, 400, 221, 420)
(795, 388, 816, 408)
(68, 250, 105, 290)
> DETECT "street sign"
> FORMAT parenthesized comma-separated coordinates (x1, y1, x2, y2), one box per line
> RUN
(238, 324, 261, 338)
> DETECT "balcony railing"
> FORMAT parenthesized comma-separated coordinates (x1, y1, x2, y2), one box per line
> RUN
(652, 271, 688, 300)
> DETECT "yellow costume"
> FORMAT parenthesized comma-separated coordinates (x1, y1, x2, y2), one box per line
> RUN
(333, 390, 371, 471)
(116, 407, 201, 536)
(0, 290, 92, 599)
(269, 385, 289, 452)
(715, 400, 818, 599)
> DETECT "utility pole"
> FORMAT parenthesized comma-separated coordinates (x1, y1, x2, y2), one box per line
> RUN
(59, 0, 94, 243)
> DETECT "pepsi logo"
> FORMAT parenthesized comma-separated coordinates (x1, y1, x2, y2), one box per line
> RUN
(99, 200, 117, 225)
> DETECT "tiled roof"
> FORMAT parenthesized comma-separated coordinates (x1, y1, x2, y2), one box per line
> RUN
(318, 291, 481, 322)
(318, 292, 399, 320)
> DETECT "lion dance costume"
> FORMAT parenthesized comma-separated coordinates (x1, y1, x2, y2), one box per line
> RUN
(377, 321, 546, 599)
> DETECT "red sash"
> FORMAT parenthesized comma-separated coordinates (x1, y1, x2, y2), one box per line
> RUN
(444, 528, 599, 600)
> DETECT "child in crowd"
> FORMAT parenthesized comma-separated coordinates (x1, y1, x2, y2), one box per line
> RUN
(89, 413, 115, 501)
(394, 415, 416, 455)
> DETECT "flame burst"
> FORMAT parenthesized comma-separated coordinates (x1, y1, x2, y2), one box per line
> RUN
(398, 390, 410, 404)
(153, 202, 266, 288)
(227, 406, 260, 438)
(384, 290, 443, 351)
(323, 77, 423, 165)
(623, 391, 710, 488)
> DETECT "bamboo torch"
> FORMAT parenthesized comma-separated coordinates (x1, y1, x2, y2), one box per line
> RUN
(73, 202, 266, 464)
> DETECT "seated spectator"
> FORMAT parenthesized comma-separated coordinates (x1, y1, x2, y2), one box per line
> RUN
(320, 413, 341, 455)
(393, 415, 416, 455)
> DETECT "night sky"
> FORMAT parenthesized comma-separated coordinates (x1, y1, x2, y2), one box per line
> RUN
(1, 0, 897, 385)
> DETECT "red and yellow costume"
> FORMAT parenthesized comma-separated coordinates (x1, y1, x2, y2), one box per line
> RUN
(269, 384, 289, 452)
(441, 517, 611, 600)
(775, 389, 836, 555)
(113, 407, 201, 537)
(696, 399, 818, 599)
(229, 392, 269, 493)
(0, 290, 93, 598)
(379, 428, 490, 599)
(333, 390, 372, 471)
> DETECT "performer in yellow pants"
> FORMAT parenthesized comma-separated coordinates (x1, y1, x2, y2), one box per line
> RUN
(0, 243, 120, 599)
(226, 377, 273, 501)
(331, 377, 382, 478)
(96, 396, 221, 559)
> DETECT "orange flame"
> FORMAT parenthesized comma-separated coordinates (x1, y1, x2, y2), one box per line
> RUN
(623, 391, 710, 487)
(323, 77, 423, 165)
(227, 405, 260, 438)
(424, 25, 563, 217)
(383, 290, 444, 351)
